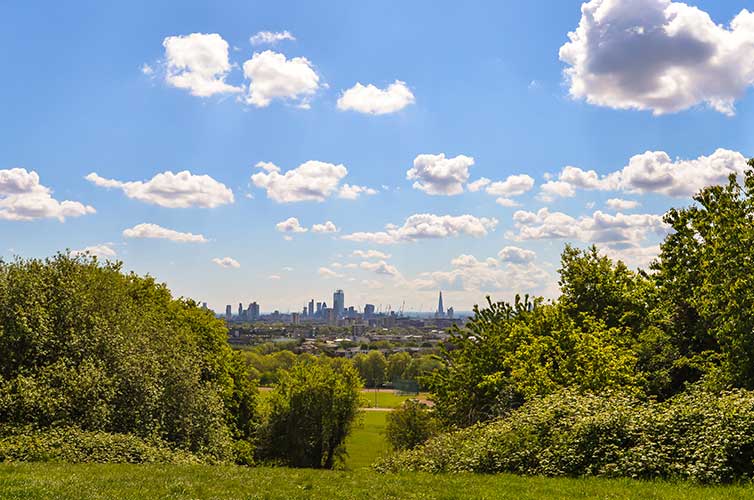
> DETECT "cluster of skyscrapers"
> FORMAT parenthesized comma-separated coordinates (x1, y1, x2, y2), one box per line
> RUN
(221, 289, 452, 324)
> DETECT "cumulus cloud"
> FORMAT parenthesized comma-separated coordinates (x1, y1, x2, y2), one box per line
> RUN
(242, 50, 320, 107)
(250, 30, 296, 45)
(122, 223, 207, 243)
(351, 249, 391, 260)
(360, 260, 401, 277)
(342, 213, 498, 245)
(70, 244, 117, 259)
(268, 274, 282, 280)
(276, 217, 308, 233)
(511, 208, 667, 249)
(0, 168, 95, 222)
(251, 160, 348, 202)
(311, 220, 338, 233)
(413, 254, 550, 293)
(542, 148, 748, 200)
(467, 178, 491, 192)
(606, 198, 640, 210)
(212, 256, 240, 268)
(86, 170, 234, 208)
(163, 33, 241, 97)
(498, 246, 536, 264)
(338, 183, 377, 200)
(337, 80, 415, 115)
(318, 266, 343, 278)
(559, 0, 754, 115)
(538, 180, 576, 202)
(406, 153, 474, 196)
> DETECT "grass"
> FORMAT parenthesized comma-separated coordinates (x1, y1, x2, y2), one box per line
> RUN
(344, 411, 389, 469)
(3, 463, 754, 499)
(360, 390, 431, 409)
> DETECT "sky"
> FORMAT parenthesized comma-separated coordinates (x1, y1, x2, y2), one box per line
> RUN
(2, 0, 754, 313)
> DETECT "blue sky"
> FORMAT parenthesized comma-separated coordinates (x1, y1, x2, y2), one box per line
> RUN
(2, 0, 754, 312)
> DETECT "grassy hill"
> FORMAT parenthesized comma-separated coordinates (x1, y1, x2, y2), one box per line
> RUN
(2, 463, 753, 499)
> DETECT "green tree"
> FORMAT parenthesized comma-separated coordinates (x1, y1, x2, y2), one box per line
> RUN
(387, 352, 412, 382)
(0, 253, 257, 461)
(385, 399, 437, 450)
(258, 358, 362, 468)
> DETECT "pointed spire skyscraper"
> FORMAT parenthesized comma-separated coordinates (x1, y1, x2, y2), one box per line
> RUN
(436, 291, 445, 318)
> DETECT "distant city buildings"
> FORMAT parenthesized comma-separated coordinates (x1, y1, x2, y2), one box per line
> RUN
(225, 304, 232, 321)
(333, 289, 345, 318)
(435, 291, 445, 319)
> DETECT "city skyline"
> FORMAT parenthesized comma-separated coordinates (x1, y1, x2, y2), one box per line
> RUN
(3, 1, 754, 311)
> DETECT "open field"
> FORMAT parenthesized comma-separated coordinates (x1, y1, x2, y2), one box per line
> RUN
(2, 463, 754, 499)
(344, 410, 389, 468)
(360, 390, 431, 409)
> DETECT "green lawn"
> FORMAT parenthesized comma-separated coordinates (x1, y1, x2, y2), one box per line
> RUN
(360, 390, 430, 409)
(2, 463, 754, 499)
(344, 411, 389, 469)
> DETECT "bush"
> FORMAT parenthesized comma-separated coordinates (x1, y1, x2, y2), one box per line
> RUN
(385, 400, 437, 451)
(257, 358, 362, 468)
(0, 427, 203, 464)
(375, 388, 754, 484)
(0, 254, 257, 463)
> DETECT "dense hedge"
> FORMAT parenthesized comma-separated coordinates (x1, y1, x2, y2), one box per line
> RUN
(0, 427, 204, 464)
(375, 389, 754, 483)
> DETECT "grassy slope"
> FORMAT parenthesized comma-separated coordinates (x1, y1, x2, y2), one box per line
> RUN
(2, 463, 754, 500)
(344, 411, 389, 469)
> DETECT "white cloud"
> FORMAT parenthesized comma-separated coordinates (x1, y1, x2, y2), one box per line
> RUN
(342, 213, 498, 245)
(543, 148, 748, 199)
(312, 220, 338, 233)
(486, 174, 536, 198)
(338, 183, 377, 200)
(252, 160, 347, 202)
(250, 30, 296, 46)
(268, 274, 282, 280)
(86, 170, 234, 208)
(406, 153, 474, 196)
(282, 266, 294, 272)
(122, 223, 207, 243)
(0, 168, 95, 222)
(212, 257, 240, 268)
(163, 33, 241, 97)
(318, 266, 343, 278)
(413, 254, 550, 293)
(351, 249, 391, 260)
(242, 50, 320, 107)
(276, 217, 308, 233)
(511, 208, 667, 249)
(606, 198, 640, 210)
(538, 180, 576, 202)
(467, 178, 491, 192)
(337, 80, 415, 115)
(498, 246, 536, 264)
(141, 63, 154, 75)
(559, 0, 754, 115)
(70, 244, 117, 259)
(360, 260, 401, 277)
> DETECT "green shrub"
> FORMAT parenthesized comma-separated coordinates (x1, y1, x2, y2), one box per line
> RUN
(256, 358, 362, 469)
(375, 388, 754, 483)
(0, 254, 258, 463)
(0, 427, 203, 464)
(385, 400, 437, 451)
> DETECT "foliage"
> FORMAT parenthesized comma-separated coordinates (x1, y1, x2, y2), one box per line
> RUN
(352, 351, 388, 388)
(0, 253, 257, 463)
(376, 387, 754, 484)
(0, 427, 203, 464)
(257, 358, 362, 468)
(385, 400, 437, 451)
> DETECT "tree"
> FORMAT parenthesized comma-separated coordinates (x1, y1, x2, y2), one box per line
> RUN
(387, 352, 412, 382)
(0, 253, 257, 462)
(353, 350, 387, 388)
(385, 399, 437, 450)
(258, 358, 362, 468)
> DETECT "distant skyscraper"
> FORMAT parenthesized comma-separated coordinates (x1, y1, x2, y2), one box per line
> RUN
(435, 291, 445, 318)
(249, 302, 260, 321)
(364, 304, 375, 318)
(316, 302, 322, 316)
(225, 304, 232, 321)
(291, 312, 300, 325)
(308, 299, 314, 317)
(238, 303, 243, 318)
(333, 289, 345, 318)
(447, 306, 454, 319)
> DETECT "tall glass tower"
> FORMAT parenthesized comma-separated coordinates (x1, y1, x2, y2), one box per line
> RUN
(333, 289, 345, 318)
